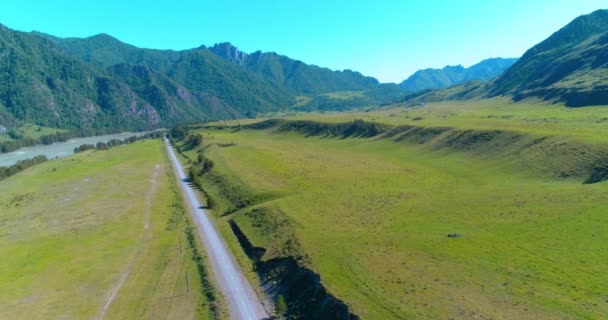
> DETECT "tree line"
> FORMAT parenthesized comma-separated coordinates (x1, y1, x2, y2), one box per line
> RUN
(0, 155, 48, 180)
(0, 131, 165, 181)
(73, 131, 165, 153)
(0, 127, 127, 153)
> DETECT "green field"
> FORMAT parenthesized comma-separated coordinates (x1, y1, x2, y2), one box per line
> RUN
(282, 98, 608, 142)
(185, 100, 608, 319)
(212, 98, 608, 143)
(0, 124, 67, 142)
(0, 140, 214, 319)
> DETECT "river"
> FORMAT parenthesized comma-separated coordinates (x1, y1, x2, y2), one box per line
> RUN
(0, 132, 148, 167)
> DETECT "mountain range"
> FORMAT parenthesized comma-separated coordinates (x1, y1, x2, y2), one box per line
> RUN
(0, 27, 399, 131)
(1, 9, 607, 132)
(407, 9, 608, 107)
(399, 58, 518, 92)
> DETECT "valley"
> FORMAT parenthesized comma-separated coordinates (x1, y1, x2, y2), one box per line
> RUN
(178, 100, 608, 319)
(1, 5, 607, 320)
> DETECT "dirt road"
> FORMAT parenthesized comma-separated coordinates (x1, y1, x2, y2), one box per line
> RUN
(164, 137, 269, 320)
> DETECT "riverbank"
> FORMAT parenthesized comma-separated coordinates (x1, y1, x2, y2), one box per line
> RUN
(0, 132, 151, 167)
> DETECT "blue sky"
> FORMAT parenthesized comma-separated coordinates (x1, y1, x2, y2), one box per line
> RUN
(1, 1, 606, 82)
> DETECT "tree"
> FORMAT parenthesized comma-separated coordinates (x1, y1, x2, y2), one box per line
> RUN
(96, 142, 108, 150)
(201, 157, 214, 174)
(187, 133, 203, 147)
(170, 126, 188, 140)
(74, 144, 95, 153)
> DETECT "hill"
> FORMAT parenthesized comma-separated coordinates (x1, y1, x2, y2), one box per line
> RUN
(407, 9, 608, 107)
(399, 58, 517, 92)
(176, 99, 608, 318)
(489, 9, 608, 106)
(0, 25, 162, 129)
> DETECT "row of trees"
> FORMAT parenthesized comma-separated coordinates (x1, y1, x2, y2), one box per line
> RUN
(0, 155, 48, 180)
(74, 131, 165, 153)
(170, 125, 216, 209)
(1, 131, 166, 181)
(0, 127, 125, 153)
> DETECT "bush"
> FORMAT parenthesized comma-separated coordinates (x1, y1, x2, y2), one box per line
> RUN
(96, 142, 108, 150)
(170, 126, 188, 140)
(187, 133, 203, 147)
(74, 144, 95, 153)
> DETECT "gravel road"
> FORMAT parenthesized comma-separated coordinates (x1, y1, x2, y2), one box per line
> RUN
(164, 137, 269, 320)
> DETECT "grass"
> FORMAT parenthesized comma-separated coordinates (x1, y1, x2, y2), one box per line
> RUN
(18, 124, 67, 139)
(188, 101, 608, 319)
(286, 99, 608, 142)
(0, 140, 210, 319)
(209, 98, 608, 143)
(0, 124, 67, 142)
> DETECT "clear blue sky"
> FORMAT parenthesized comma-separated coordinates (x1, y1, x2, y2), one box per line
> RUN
(1, 1, 605, 82)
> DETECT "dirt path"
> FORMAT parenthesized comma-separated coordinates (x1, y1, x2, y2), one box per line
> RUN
(144, 164, 161, 229)
(95, 164, 161, 320)
(164, 137, 269, 320)
(96, 266, 132, 320)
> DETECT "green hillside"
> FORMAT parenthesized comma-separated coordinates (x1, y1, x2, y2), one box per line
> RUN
(209, 43, 406, 111)
(0, 27, 404, 133)
(211, 43, 380, 94)
(399, 58, 517, 92)
(49, 33, 296, 118)
(407, 10, 608, 107)
(0, 25, 161, 129)
(490, 9, 608, 106)
(178, 99, 608, 319)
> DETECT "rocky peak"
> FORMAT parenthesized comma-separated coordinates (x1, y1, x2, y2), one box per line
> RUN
(443, 65, 465, 72)
(209, 42, 248, 65)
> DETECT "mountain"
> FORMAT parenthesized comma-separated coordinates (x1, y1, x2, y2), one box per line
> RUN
(41, 33, 184, 70)
(488, 9, 608, 106)
(2, 26, 397, 131)
(107, 64, 239, 121)
(399, 58, 518, 92)
(407, 9, 608, 107)
(0, 25, 161, 129)
(52, 36, 386, 105)
(43, 34, 400, 122)
(209, 42, 380, 95)
(47, 34, 295, 117)
(207, 42, 407, 111)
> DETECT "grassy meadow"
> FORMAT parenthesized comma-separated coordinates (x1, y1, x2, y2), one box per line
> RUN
(218, 98, 608, 143)
(0, 140, 212, 320)
(186, 100, 608, 319)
